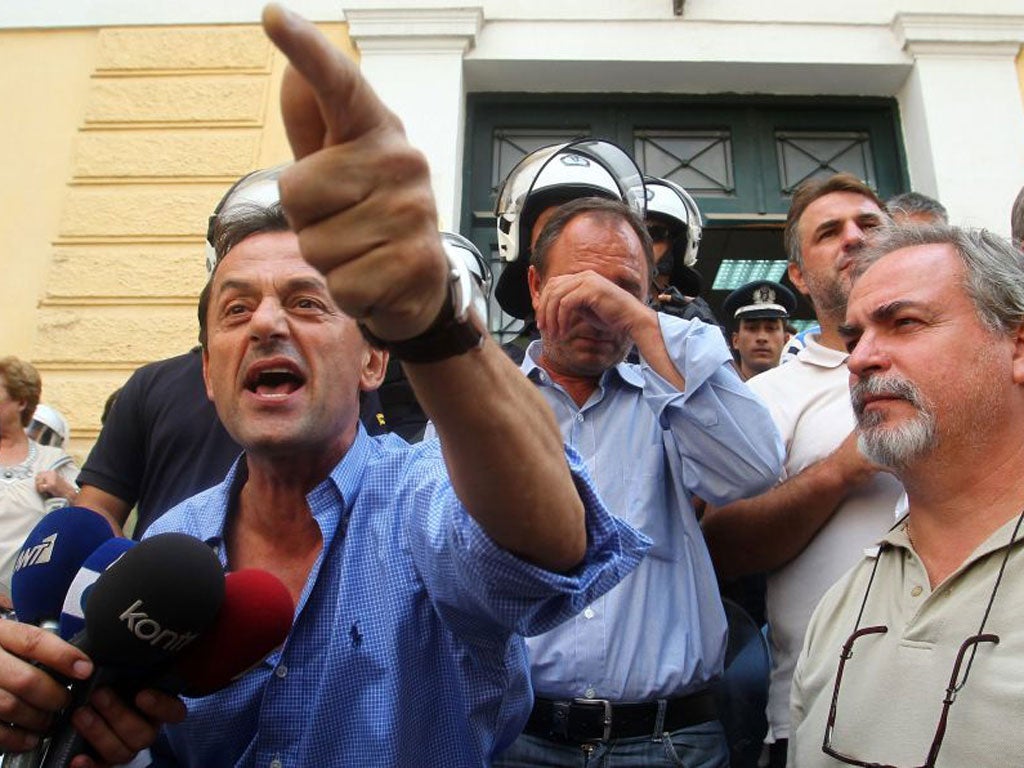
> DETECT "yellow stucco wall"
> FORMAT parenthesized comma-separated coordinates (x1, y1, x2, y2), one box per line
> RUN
(0, 23, 353, 463)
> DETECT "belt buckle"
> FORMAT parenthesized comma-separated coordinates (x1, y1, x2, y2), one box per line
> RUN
(571, 697, 612, 743)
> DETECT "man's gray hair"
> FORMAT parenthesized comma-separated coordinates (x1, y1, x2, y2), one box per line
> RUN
(851, 224, 1024, 336)
(885, 191, 948, 225)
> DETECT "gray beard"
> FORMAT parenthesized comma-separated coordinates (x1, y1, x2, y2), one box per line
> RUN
(857, 413, 936, 469)
(852, 375, 937, 469)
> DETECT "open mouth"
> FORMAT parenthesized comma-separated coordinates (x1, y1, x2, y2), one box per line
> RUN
(244, 365, 306, 398)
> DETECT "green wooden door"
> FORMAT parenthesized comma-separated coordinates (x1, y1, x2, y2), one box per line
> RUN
(462, 96, 908, 337)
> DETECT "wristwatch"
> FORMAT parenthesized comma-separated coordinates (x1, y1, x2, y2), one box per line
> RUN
(359, 246, 485, 363)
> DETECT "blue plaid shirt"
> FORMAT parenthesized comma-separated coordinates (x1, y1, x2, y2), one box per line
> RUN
(144, 429, 648, 767)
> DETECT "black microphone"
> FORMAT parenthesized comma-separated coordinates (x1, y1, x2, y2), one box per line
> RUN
(40, 533, 225, 768)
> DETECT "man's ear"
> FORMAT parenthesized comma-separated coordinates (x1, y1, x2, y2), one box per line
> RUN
(202, 347, 215, 402)
(528, 264, 543, 313)
(1011, 323, 1024, 385)
(359, 346, 388, 392)
(731, 331, 740, 349)
(787, 261, 810, 298)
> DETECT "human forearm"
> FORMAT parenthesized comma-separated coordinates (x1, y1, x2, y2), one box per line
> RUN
(262, 8, 585, 572)
(74, 485, 131, 534)
(701, 433, 878, 579)
(404, 334, 586, 573)
(641, 316, 784, 502)
(628, 306, 687, 391)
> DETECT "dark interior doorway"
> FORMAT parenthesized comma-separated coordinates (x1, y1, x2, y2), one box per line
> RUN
(698, 224, 816, 329)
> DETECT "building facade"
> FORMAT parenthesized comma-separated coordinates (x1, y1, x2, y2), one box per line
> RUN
(2, 0, 1023, 459)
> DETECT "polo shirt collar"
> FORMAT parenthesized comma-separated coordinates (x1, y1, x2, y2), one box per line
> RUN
(878, 509, 1024, 565)
(798, 333, 849, 370)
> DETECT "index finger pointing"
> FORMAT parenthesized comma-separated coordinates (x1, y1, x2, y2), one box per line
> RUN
(261, 4, 394, 147)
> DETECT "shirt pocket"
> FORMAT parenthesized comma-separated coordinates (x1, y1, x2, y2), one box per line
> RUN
(620, 439, 678, 562)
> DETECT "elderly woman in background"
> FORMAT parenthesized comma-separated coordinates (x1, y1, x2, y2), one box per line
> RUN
(0, 356, 79, 610)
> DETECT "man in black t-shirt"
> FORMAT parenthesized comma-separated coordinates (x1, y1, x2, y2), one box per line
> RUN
(77, 347, 386, 537)
(76, 348, 240, 537)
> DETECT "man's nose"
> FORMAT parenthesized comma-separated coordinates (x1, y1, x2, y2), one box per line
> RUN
(840, 219, 866, 250)
(846, 331, 888, 378)
(249, 298, 289, 340)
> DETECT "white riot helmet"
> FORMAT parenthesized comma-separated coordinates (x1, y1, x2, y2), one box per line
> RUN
(644, 176, 703, 268)
(494, 139, 646, 319)
(440, 231, 492, 325)
(26, 404, 69, 448)
(205, 164, 287, 274)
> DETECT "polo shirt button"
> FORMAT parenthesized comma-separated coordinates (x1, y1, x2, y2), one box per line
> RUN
(275, 664, 288, 679)
(911, 585, 923, 597)
(270, 759, 283, 768)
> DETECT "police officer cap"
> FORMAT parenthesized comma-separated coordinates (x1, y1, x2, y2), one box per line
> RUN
(722, 280, 796, 323)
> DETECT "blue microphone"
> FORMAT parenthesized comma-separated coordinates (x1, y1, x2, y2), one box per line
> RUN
(58, 538, 136, 641)
(11, 507, 114, 630)
(4, 508, 113, 768)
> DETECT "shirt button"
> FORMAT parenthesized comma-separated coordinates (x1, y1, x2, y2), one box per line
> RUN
(585, 687, 596, 698)
(583, 608, 594, 619)
(275, 664, 288, 679)
(575, 413, 584, 422)
(911, 586, 923, 597)
(270, 759, 282, 768)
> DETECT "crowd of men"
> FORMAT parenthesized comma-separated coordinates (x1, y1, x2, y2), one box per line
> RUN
(1, 6, 1024, 768)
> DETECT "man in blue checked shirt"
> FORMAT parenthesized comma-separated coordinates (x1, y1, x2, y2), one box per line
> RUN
(493, 196, 784, 768)
(0, 8, 648, 768)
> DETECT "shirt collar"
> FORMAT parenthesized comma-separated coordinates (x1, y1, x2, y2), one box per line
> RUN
(797, 332, 849, 369)
(878, 509, 1024, 564)
(521, 339, 644, 391)
(189, 425, 374, 555)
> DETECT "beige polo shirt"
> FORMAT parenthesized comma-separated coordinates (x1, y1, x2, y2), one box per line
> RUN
(789, 514, 1024, 767)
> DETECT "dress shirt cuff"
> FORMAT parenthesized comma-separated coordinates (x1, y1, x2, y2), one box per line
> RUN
(449, 444, 651, 639)
(647, 314, 732, 392)
(639, 314, 737, 425)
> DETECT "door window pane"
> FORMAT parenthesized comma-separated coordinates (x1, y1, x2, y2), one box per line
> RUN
(634, 130, 735, 197)
(775, 131, 875, 194)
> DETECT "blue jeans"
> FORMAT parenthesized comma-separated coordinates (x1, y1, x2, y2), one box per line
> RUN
(493, 720, 730, 767)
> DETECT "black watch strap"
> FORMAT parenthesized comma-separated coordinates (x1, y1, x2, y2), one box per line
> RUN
(358, 296, 484, 364)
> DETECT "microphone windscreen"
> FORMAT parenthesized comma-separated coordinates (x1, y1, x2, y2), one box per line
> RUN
(59, 537, 136, 641)
(173, 568, 294, 696)
(81, 533, 225, 669)
(11, 506, 114, 626)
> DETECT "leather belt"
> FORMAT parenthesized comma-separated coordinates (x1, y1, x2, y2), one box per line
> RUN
(524, 689, 718, 744)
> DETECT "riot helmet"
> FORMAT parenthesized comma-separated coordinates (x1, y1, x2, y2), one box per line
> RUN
(26, 403, 69, 448)
(493, 139, 645, 319)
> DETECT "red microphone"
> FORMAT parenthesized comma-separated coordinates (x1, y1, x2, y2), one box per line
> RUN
(168, 568, 294, 696)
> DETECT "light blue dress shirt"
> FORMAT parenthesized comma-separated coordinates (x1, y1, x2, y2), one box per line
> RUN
(521, 313, 784, 702)
(144, 427, 649, 767)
